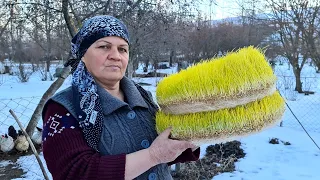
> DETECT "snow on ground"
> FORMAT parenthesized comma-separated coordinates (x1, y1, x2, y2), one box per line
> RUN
(0, 62, 320, 180)
(211, 126, 320, 180)
(13, 153, 52, 180)
(0, 160, 14, 179)
(0, 70, 72, 134)
(0, 160, 12, 167)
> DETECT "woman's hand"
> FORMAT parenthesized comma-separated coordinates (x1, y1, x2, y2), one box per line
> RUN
(148, 127, 197, 165)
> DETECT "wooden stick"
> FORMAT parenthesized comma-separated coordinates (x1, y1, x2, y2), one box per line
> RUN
(9, 109, 50, 180)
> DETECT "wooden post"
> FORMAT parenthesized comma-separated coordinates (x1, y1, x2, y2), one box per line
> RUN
(9, 109, 50, 180)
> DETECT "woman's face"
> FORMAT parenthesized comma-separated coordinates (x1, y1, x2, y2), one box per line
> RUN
(82, 36, 129, 85)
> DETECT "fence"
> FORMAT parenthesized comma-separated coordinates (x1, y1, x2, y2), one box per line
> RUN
(0, 76, 319, 179)
(276, 75, 320, 133)
(0, 96, 50, 180)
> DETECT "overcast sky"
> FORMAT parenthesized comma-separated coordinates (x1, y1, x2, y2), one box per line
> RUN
(198, 0, 241, 20)
(198, 0, 269, 20)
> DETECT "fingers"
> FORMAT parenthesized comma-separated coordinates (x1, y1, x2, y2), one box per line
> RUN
(170, 139, 197, 151)
(148, 127, 197, 164)
(182, 141, 197, 150)
(192, 146, 199, 152)
(160, 127, 196, 150)
(159, 127, 172, 139)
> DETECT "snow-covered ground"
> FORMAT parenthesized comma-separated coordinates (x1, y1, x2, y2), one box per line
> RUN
(209, 126, 320, 180)
(0, 61, 320, 180)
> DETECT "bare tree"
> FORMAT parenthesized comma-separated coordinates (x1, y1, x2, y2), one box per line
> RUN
(25, 0, 71, 136)
(23, 0, 62, 81)
(184, 17, 275, 64)
(266, 0, 314, 93)
(300, 1, 320, 73)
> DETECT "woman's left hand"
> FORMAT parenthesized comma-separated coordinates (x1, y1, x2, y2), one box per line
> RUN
(147, 127, 197, 165)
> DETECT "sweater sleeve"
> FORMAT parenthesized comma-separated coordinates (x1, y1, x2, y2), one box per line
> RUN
(42, 100, 126, 180)
(167, 147, 200, 166)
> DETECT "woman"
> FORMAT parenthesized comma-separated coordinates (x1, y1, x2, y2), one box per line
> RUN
(42, 15, 200, 180)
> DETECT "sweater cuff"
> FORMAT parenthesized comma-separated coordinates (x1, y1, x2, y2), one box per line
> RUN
(167, 147, 200, 166)
(98, 153, 126, 179)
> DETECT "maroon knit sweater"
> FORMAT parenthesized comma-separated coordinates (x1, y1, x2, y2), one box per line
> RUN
(42, 100, 200, 180)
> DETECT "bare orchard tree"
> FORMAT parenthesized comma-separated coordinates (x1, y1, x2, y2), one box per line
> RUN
(125, 3, 182, 76)
(301, 1, 320, 73)
(6, 0, 64, 80)
(235, 0, 268, 44)
(122, 1, 159, 78)
(187, 18, 218, 62)
(266, 0, 313, 93)
(185, 17, 275, 63)
(0, 20, 10, 61)
(24, 0, 62, 81)
(26, 0, 72, 136)
(0, 1, 10, 59)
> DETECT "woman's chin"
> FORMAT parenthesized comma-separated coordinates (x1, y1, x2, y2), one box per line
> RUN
(101, 75, 123, 83)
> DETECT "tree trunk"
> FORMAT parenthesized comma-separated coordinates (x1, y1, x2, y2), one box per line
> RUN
(127, 58, 134, 79)
(143, 59, 149, 72)
(62, 0, 77, 37)
(32, 62, 36, 72)
(169, 50, 175, 67)
(313, 61, 320, 73)
(316, 63, 320, 73)
(46, 60, 51, 72)
(293, 68, 303, 93)
(25, 0, 76, 136)
(0, 17, 11, 38)
(26, 67, 70, 136)
(177, 61, 182, 72)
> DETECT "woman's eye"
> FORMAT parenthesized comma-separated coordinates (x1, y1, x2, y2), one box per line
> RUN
(98, 45, 110, 49)
(119, 48, 128, 53)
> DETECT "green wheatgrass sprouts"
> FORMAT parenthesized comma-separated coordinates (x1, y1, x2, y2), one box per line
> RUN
(156, 46, 276, 105)
(156, 91, 285, 140)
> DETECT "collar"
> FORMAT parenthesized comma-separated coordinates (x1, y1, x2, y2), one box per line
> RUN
(97, 77, 148, 115)
(121, 77, 149, 109)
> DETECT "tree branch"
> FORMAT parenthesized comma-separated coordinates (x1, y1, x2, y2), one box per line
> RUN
(81, 0, 111, 22)
(25, 66, 70, 136)
(69, 1, 81, 28)
(62, 0, 77, 37)
(117, 0, 143, 18)
(0, 17, 11, 38)
(15, 2, 61, 13)
(21, 25, 47, 51)
(25, 0, 75, 136)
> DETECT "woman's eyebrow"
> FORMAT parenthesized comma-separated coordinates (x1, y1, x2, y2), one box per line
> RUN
(119, 44, 129, 47)
(96, 40, 128, 47)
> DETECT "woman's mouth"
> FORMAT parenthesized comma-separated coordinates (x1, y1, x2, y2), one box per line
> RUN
(106, 65, 121, 70)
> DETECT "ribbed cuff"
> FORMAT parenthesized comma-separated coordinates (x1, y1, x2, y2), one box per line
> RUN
(98, 153, 126, 179)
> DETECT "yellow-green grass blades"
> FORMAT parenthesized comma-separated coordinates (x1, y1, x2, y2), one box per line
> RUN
(156, 46, 277, 115)
(156, 91, 285, 145)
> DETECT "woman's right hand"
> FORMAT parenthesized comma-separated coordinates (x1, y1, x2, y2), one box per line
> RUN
(148, 127, 197, 165)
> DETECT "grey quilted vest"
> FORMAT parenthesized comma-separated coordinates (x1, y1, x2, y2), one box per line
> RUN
(51, 77, 173, 180)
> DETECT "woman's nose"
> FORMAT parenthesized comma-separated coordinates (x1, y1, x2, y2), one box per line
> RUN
(108, 47, 121, 61)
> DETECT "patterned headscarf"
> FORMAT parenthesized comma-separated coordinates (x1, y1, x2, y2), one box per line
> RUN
(68, 15, 130, 151)
(65, 15, 130, 74)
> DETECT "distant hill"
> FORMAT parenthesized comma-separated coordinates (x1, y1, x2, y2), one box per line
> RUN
(205, 13, 274, 25)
